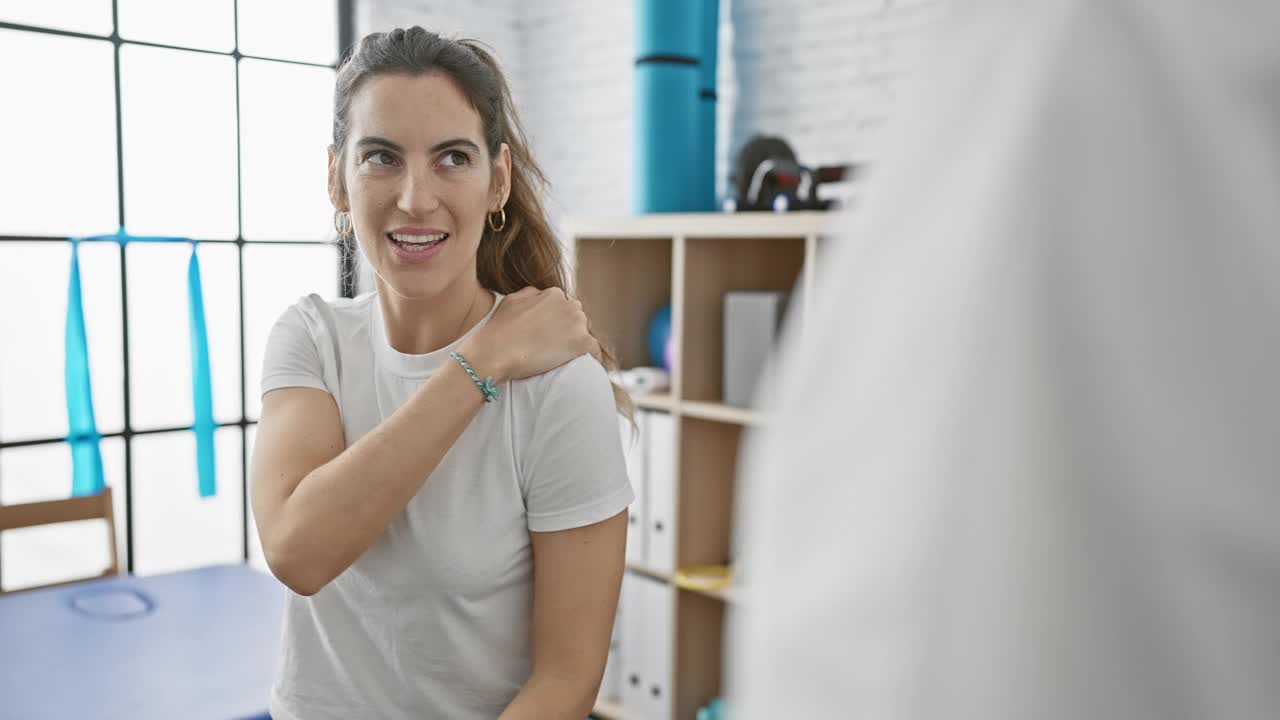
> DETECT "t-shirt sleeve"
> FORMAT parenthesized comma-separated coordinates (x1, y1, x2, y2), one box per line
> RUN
(260, 302, 330, 398)
(517, 354, 635, 533)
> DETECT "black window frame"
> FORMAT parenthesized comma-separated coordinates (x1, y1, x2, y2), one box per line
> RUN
(0, 0, 357, 580)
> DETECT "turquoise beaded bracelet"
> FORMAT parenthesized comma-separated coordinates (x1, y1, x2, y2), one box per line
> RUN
(449, 351, 499, 403)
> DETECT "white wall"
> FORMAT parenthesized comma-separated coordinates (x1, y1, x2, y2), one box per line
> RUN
(354, 0, 945, 218)
(520, 1, 637, 222)
(728, 0, 942, 170)
(355, 0, 524, 97)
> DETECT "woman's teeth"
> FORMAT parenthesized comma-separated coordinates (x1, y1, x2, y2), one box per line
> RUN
(389, 232, 447, 251)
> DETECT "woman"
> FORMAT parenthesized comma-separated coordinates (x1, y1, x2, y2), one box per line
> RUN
(250, 27, 633, 719)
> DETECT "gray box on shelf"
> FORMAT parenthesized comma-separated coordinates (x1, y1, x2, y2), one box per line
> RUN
(723, 291, 787, 408)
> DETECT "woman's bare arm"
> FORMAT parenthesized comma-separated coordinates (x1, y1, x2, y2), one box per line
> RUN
(250, 287, 597, 596)
(251, 358, 485, 596)
(499, 512, 628, 720)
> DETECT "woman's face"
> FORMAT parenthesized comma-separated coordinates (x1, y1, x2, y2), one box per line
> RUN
(330, 72, 510, 301)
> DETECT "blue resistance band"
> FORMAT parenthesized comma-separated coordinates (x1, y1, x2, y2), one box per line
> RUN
(187, 248, 216, 498)
(66, 230, 217, 498)
(66, 242, 105, 497)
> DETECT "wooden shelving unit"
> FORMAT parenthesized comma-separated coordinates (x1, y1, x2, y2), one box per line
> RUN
(626, 563, 673, 583)
(570, 212, 840, 720)
(633, 394, 677, 412)
(679, 400, 765, 427)
(678, 583, 737, 604)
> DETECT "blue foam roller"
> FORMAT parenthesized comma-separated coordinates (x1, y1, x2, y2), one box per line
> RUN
(635, 63, 701, 213)
(695, 96, 717, 210)
(699, 0, 720, 91)
(636, 0, 700, 58)
(698, 0, 720, 209)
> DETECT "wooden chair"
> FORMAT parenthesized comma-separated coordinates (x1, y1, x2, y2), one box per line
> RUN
(0, 487, 120, 593)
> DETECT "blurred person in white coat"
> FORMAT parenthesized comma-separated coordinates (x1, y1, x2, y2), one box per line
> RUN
(728, 1, 1280, 718)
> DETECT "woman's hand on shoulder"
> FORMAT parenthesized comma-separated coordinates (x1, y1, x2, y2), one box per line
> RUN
(461, 286, 601, 381)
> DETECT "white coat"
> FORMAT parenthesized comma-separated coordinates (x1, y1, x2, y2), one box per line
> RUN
(729, 2, 1280, 718)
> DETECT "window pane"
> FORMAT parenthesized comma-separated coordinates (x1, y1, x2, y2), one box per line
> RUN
(0, 438, 125, 591)
(0, 0, 113, 35)
(240, 60, 335, 241)
(126, 242, 242, 431)
(0, 30, 117, 237)
(117, 0, 234, 52)
(131, 427, 243, 576)
(121, 45, 238, 239)
(245, 424, 268, 572)
(237, 0, 337, 65)
(242, 244, 339, 419)
(0, 242, 124, 443)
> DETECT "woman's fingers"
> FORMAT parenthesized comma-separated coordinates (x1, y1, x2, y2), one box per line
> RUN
(494, 284, 601, 364)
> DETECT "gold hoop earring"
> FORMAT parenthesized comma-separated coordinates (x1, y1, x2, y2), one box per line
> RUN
(487, 207, 507, 232)
(334, 210, 353, 240)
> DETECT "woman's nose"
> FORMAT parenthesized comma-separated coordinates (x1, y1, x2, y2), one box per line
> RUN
(397, 165, 441, 217)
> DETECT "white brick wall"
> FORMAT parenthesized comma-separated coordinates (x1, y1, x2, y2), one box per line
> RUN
(521, 1, 636, 223)
(354, 0, 945, 218)
(728, 0, 943, 174)
(355, 0, 524, 102)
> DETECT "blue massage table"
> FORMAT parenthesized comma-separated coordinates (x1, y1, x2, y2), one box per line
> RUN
(0, 563, 284, 720)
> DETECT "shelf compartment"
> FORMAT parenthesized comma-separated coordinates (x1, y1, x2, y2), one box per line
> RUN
(574, 237, 673, 371)
(680, 236, 804, 405)
(675, 588, 726, 720)
(676, 418, 742, 572)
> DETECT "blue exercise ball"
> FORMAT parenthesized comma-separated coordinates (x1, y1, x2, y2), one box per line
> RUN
(647, 304, 672, 369)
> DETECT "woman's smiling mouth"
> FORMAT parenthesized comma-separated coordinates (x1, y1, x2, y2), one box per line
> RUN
(387, 229, 449, 262)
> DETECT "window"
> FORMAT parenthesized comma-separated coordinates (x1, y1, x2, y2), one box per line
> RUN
(0, 0, 351, 589)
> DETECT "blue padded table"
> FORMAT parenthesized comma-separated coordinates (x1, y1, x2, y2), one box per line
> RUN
(0, 564, 285, 720)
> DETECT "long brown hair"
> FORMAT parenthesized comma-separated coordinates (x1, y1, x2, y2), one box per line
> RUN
(331, 27, 631, 418)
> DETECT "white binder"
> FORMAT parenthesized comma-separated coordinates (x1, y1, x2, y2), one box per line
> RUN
(642, 575, 675, 720)
(599, 647, 622, 704)
(620, 573, 651, 715)
(621, 412, 648, 566)
(644, 411, 677, 574)
(619, 572, 675, 720)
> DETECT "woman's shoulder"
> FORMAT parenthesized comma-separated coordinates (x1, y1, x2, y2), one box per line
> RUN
(509, 354, 616, 414)
(276, 291, 375, 335)
(515, 354, 609, 390)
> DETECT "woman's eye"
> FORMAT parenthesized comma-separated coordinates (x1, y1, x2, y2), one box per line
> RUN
(439, 150, 469, 168)
(365, 150, 396, 166)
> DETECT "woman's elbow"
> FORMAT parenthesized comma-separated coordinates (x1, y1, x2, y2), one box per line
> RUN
(262, 530, 330, 596)
(538, 667, 601, 719)
(281, 573, 325, 597)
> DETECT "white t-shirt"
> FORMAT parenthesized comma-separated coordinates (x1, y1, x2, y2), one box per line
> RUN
(730, 1, 1280, 719)
(260, 290, 633, 720)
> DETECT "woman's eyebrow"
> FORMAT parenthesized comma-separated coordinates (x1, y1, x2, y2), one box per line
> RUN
(429, 138, 481, 154)
(354, 136, 481, 155)
(355, 135, 404, 152)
